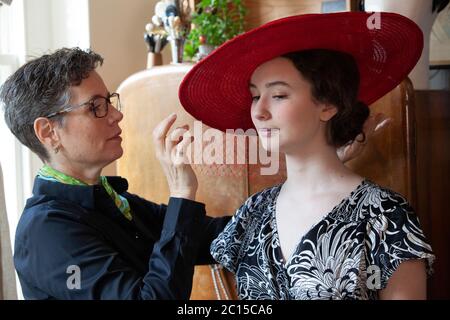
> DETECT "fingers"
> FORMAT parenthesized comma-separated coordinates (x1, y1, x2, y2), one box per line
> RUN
(169, 125, 191, 165)
(152, 114, 193, 165)
(174, 134, 192, 165)
(153, 113, 177, 155)
(167, 124, 189, 155)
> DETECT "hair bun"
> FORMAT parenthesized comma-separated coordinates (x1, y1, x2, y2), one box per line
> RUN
(329, 100, 369, 147)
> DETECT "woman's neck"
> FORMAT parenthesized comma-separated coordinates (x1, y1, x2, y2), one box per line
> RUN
(46, 160, 102, 185)
(283, 143, 359, 195)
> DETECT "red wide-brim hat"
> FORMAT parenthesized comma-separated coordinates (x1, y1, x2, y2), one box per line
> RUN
(179, 12, 423, 132)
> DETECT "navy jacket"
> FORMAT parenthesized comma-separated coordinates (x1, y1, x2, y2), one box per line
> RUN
(13, 176, 230, 300)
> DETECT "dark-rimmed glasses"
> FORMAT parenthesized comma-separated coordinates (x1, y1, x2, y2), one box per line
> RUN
(46, 92, 121, 119)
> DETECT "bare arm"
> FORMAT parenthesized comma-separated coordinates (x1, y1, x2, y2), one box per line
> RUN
(379, 260, 427, 300)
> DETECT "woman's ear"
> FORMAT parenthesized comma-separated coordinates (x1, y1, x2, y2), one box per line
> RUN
(319, 103, 338, 122)
(34, 117, 60, 150)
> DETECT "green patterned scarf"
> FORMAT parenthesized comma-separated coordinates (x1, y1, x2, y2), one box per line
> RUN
(38, 164, 132, 221)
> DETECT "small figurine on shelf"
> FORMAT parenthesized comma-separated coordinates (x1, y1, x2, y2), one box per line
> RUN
(144, 12, 169, 68)
(152, 0, 193, 64)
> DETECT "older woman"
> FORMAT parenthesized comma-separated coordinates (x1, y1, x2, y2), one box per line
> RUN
(0, 48, 229, 299)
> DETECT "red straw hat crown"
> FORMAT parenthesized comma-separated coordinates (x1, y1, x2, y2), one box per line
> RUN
(179, 12, 423, 132)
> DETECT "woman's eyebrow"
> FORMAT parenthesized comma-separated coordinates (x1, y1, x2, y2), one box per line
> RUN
(249, 81, 292, 89)
(265, 81, 291, 88)
(86, 91, 110, 101)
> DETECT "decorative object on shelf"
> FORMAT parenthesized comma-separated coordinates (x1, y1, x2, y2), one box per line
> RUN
(151, 0, 193, 64)
(144, 19, 168, 67)
(185, 0, 246, 61)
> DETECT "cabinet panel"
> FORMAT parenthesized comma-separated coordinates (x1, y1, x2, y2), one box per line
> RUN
(415, 90, 450, 300)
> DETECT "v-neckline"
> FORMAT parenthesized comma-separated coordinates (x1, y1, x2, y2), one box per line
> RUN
(271, 179, 367, 269)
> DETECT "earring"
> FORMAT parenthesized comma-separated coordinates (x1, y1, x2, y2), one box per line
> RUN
(54, 146, 60, 154)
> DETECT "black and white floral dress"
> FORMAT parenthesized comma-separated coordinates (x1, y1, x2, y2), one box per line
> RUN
(210, 179, 435, 300)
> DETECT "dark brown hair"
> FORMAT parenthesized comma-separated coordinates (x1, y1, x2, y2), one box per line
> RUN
(283, 49, 369, 147)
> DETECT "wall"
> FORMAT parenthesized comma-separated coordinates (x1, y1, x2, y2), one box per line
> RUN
(25, 0, 89, 56)
(90, 0, 151, 92)
(88, 0, 172, 175)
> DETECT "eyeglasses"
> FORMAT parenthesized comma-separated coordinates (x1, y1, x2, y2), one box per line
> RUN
(46, 92, 121, 119)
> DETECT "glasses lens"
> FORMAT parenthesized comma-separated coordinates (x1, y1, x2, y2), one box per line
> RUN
(90, 94, 121, 118)
(91, 97, 108, 118)
(109, 94, 121, 111)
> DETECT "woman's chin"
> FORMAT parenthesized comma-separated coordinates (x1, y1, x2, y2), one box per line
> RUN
(115, 147, 124, 159)
(259, 138, 282, 154)
(108, 146, 124, 162)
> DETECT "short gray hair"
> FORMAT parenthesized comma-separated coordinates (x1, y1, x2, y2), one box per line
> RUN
(0, 47, 104, 161)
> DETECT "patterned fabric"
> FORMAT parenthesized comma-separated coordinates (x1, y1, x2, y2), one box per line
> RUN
(210, 179, 435, 300)
(38, 165, 132, 221)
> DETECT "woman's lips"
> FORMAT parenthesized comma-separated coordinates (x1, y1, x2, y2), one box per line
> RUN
(258, 128, 279, 137)
(108, 131, 122, 141)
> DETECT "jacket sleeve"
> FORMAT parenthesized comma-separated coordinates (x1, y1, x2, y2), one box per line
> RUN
(14, 197, 206, 300)
(194, 215, 232, 265)
(127, 192, 232, 265)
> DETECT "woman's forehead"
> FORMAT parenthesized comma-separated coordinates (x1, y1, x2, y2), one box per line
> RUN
(69, 71, 108, 102)
(250, 57, 305, 88)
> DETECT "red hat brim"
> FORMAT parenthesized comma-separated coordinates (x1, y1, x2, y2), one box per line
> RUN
(179, 12, 423, 132)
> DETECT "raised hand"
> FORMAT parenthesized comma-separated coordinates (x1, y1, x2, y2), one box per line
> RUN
(152, 113, 198, 200)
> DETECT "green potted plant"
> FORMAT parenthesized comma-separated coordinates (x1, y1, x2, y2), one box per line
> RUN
(184, 0, 246, 61)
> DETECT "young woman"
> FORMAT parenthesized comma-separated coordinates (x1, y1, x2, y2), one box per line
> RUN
(178, 12, 435, 299)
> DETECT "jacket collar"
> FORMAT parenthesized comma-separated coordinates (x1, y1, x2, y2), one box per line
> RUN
(31, 176, 129, 210)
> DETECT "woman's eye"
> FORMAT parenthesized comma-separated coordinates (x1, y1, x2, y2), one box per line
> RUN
(273, 95, 287, 100)
(251, 96, 260, 102)
(87, 104, 99, 114)
(91, 101, 103, 109)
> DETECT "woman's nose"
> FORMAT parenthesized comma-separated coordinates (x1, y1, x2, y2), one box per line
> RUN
(108, 105, 123, 123)
(252, 100, 271, 121)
